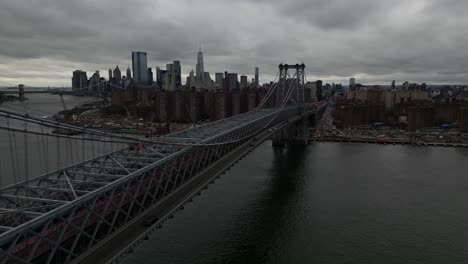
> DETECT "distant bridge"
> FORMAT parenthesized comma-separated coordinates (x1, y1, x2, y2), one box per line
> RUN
(0, 64, 327, 264)
(0, 90, 74, 95)
(0, 82, 115, 99)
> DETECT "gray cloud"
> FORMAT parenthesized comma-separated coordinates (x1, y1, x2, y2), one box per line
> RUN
(0, 0, 467, 87)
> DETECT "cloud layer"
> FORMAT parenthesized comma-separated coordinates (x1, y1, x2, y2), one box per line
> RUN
(0, 0, 467, 86)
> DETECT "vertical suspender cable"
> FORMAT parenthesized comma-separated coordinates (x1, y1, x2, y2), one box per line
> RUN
(0, 158, 2, 187)
(23, 121, 29, 181)
(56, 136, 60, 170)
(41, 125, 49, 174)
(36, 133, 44, 173)
(21, 94, 29, 181)
(68, 137, 74, 165)
(81, 133, 85, 162)
(5, 117, 17, 184)
(8, 117, 20, 183)
(91, 135, 96, 158)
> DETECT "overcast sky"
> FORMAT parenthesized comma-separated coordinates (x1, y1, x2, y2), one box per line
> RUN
(0, 0, 467, 87)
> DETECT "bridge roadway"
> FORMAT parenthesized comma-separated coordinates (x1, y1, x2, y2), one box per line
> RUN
(0, 106, 303, 264)
(78, 110, 305, 264)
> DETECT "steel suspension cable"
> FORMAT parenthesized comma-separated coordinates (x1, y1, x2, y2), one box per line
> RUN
(256, 71, 279, 109)
(5, 117, 18, 183)
(0, 125, 137, 144)
(56, 136, 60, 170)
(23, 118, 29, 181)
(41, 125, 50, 174)
(1, 79, 301, 149)
(36, 133, 44, 173)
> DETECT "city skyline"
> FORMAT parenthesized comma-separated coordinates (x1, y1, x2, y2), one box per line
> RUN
(1, 0, 468, 87)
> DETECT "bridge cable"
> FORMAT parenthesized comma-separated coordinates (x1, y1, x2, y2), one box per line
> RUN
(166, 72, 300, 147)
(1, 109, 261, 147)
(0, 159, 2, 187)
(81, 132, 86, 162)
(56, 135, 60, 171)
(42, 125, 50, 174)
(256, 70, 279, 110)
(91, 134, 96, 159)
(0, 124, 138, 144)
(20, 90, 31, 181)
(23, 118, 29, 181)
(0, 80, 16, 87)
(5, 117, 18, 184)
(256, 84, 277, 110)
(67, 136, 73, 167)
(257, 81, 278, 109)
(1, 77, 300, 148)
(36, 132, 44, 173)
(11, 118, 21, 183)
(0, 108, 143, 143)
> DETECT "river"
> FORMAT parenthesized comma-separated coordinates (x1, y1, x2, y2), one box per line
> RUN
(124, 142, 468, 264)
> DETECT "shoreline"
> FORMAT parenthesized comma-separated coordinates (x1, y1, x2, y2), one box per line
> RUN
(309, 137, 468, 148)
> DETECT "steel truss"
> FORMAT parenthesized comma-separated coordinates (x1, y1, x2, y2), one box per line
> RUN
(0, 107, 301, 263)
(275, 63, 308, 141)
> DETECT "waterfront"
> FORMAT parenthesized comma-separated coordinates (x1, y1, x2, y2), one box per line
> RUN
(125, 142, 468, 264)
(0, 94, 115, 187)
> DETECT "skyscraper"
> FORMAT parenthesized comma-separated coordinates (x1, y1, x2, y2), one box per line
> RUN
(126, 66, 132, 79)
(349, 78, 356, 90)
(196, 48, 204, 81)
(132, 51, 148, 84)
(254, 67, 259, 87)
(165, 63, 174, 90)
(215, 73, 224, 89)
(316, 80, 323, 101)
(108, 69, 112, 81)
(156, 67, 162, 87)
(240, 75, 248, 89)
(113, 66, 121, 81)
(187, 69, 196, 88)
(226, 73, 238, 91)
(88, 71, 101, 92)
(72, 70, 88, 91)
(147, 68, 154, 85)
(173, 60, 182, 87)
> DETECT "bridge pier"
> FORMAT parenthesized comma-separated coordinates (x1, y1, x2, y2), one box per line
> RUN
(271, 119, 309, 147)
(272, 133, 286, 148)
(18, 84, 25, 100)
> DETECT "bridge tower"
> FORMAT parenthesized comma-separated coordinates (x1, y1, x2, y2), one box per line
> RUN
(295, 63, 309, 144)
(276, 64, 287, 107)
(18, 84, 25, 100)
(273, 63, 309, 146)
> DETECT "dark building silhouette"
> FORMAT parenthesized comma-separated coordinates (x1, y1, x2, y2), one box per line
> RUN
(72, 70, 88, 91)
(147, 68, 154, 85)
(316, 80, 323, 101)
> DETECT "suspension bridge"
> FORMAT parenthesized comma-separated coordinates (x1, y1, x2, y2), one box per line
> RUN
(0, 64, 327, 264)
(0, 80, 121, 100)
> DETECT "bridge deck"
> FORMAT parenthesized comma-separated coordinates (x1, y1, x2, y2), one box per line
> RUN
(0, 106, 304, 263)
(0, 109, 276, 232)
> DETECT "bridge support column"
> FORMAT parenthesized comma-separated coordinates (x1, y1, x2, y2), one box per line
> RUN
(289, 114, 310, 145)
(272, 133, 286, 148)
(290, 119, 309, 145)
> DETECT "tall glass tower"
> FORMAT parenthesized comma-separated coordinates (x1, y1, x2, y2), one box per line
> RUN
(132, 51, 148, 84)
(196, 48, 204, 81)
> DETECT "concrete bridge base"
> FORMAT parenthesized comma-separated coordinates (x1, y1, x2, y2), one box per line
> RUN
(271, 116, 310, 147)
